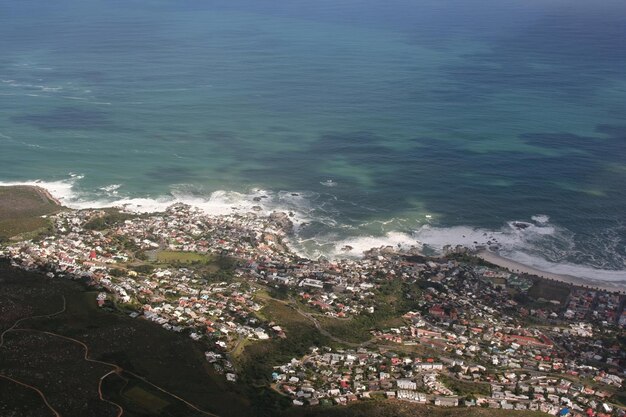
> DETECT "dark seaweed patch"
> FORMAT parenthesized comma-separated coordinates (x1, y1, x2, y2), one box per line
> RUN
(145, 166, 197, 182)
(12, 107, 113, 131)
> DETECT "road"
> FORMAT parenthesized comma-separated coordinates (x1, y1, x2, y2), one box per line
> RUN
(271, 295, 376, 348)
(1, 294, 220, 417)
(0, 295, 67, 416)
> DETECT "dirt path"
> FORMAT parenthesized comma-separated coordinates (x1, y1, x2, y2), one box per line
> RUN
(1, 294, 218, 417)
(0, 295, 66, 348)
(0, 297, 67, 416)
(272, 296, 375, 348)
(0, 373, 63, 417)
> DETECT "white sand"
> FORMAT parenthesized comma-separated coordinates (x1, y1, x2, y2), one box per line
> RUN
(476, 250, 625, 293)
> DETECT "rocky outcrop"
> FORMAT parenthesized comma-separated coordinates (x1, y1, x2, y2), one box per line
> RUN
(269, 212, 293, 233)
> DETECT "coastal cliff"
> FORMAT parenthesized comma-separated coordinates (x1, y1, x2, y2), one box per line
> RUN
(0, 185, 63, 240)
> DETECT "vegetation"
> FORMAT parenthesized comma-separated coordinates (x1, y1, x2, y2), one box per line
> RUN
(109, 268, 125, 277)
(446, 253, 493, 267)
(280, 399, 548, 417)
(0, 261, 254, 417)
(0, 186, 590, 417)
(527, 279, 571, 305)
(0, 377, 55, 416)
(0, 186, 62, 240)
(614, 390, 626, 408)
(239, 299, 332, 383)
(154, 251, 236, 278)
(130, 263, 155, 274)
(120, 384, 171, 413)
(320, 279, 419, 344)
(234, 296, 338, 416)
(439, 374, 491, 396)
(83, 209, 138, 230)
(156, 250, 212, 264)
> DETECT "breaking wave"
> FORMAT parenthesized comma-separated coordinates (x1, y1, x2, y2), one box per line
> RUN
(0, 176, 332, 232)
(1, 175, 624, 284)
(410, 221, 626, 282)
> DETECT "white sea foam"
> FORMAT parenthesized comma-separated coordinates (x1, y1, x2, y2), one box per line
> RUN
(98, 184, 121, 196)
(1, 176, 624, 283)
(330, 231, 421, 257)
(1, 77, 94, 100)
(0, 178, 79, 203)
(505, 251, 626, 282)
(22, 142, 43, 149)
(531, 214, 550, 223)
(0, 132, 44, 149)
(0, 177, 318, 228)
(412, 220, 626, 282)
(413, 218, 558, 250)
(41, 86, 62, 92)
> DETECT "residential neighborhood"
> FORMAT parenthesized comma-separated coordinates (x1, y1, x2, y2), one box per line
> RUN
(1, 204, 624, 416)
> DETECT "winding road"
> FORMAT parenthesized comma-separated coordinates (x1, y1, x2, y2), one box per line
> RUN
(1, 294, 220, 417)
(0, 296, 68, 417)
(276, 295, 376, 348)
(0, 374, 62, 417)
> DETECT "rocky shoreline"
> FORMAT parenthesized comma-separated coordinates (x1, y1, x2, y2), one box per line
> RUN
(30, 184, 63, 206)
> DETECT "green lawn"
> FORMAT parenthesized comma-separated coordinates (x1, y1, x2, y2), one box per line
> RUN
(156, 250, 213, 264)
(123, 384, 170, 413)
(439, 374, 491, 396)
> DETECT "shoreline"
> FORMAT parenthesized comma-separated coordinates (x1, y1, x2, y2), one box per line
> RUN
(30, 185, 64, 206)
(476, 250, 625, 293)
(2, 183, 624, 293)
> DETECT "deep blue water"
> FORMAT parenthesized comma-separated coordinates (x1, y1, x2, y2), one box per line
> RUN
(0, 0, 625, 280)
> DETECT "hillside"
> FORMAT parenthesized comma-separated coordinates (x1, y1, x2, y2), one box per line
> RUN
(0, 185, 63, 240)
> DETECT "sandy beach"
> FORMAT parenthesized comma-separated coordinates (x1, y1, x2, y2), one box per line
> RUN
(477, 250, 625, 293)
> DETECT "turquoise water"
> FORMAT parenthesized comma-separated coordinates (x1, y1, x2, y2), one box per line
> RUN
(0, 0, 625, 280)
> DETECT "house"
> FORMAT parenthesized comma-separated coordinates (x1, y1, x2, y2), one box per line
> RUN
(434, 397, 459, 407)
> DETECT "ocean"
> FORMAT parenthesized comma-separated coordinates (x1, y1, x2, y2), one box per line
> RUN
(1, 0, 625, 282)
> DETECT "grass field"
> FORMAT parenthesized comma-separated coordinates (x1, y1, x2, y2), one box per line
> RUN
(122, 385, 170, 413)
(156, 250, 213, 264)
(154, 251, 238, 283)
(439, 374, 491, 397)
(317, 278, 418, 344)
(239, 297, 331, 378)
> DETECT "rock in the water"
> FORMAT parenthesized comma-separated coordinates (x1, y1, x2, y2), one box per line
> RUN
(512, 221, 531, 230)
(380, 246, 395, 254)
(269, 212, 293, 232)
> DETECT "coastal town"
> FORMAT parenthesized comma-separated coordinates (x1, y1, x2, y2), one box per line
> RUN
(1, 203, 625, 417)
